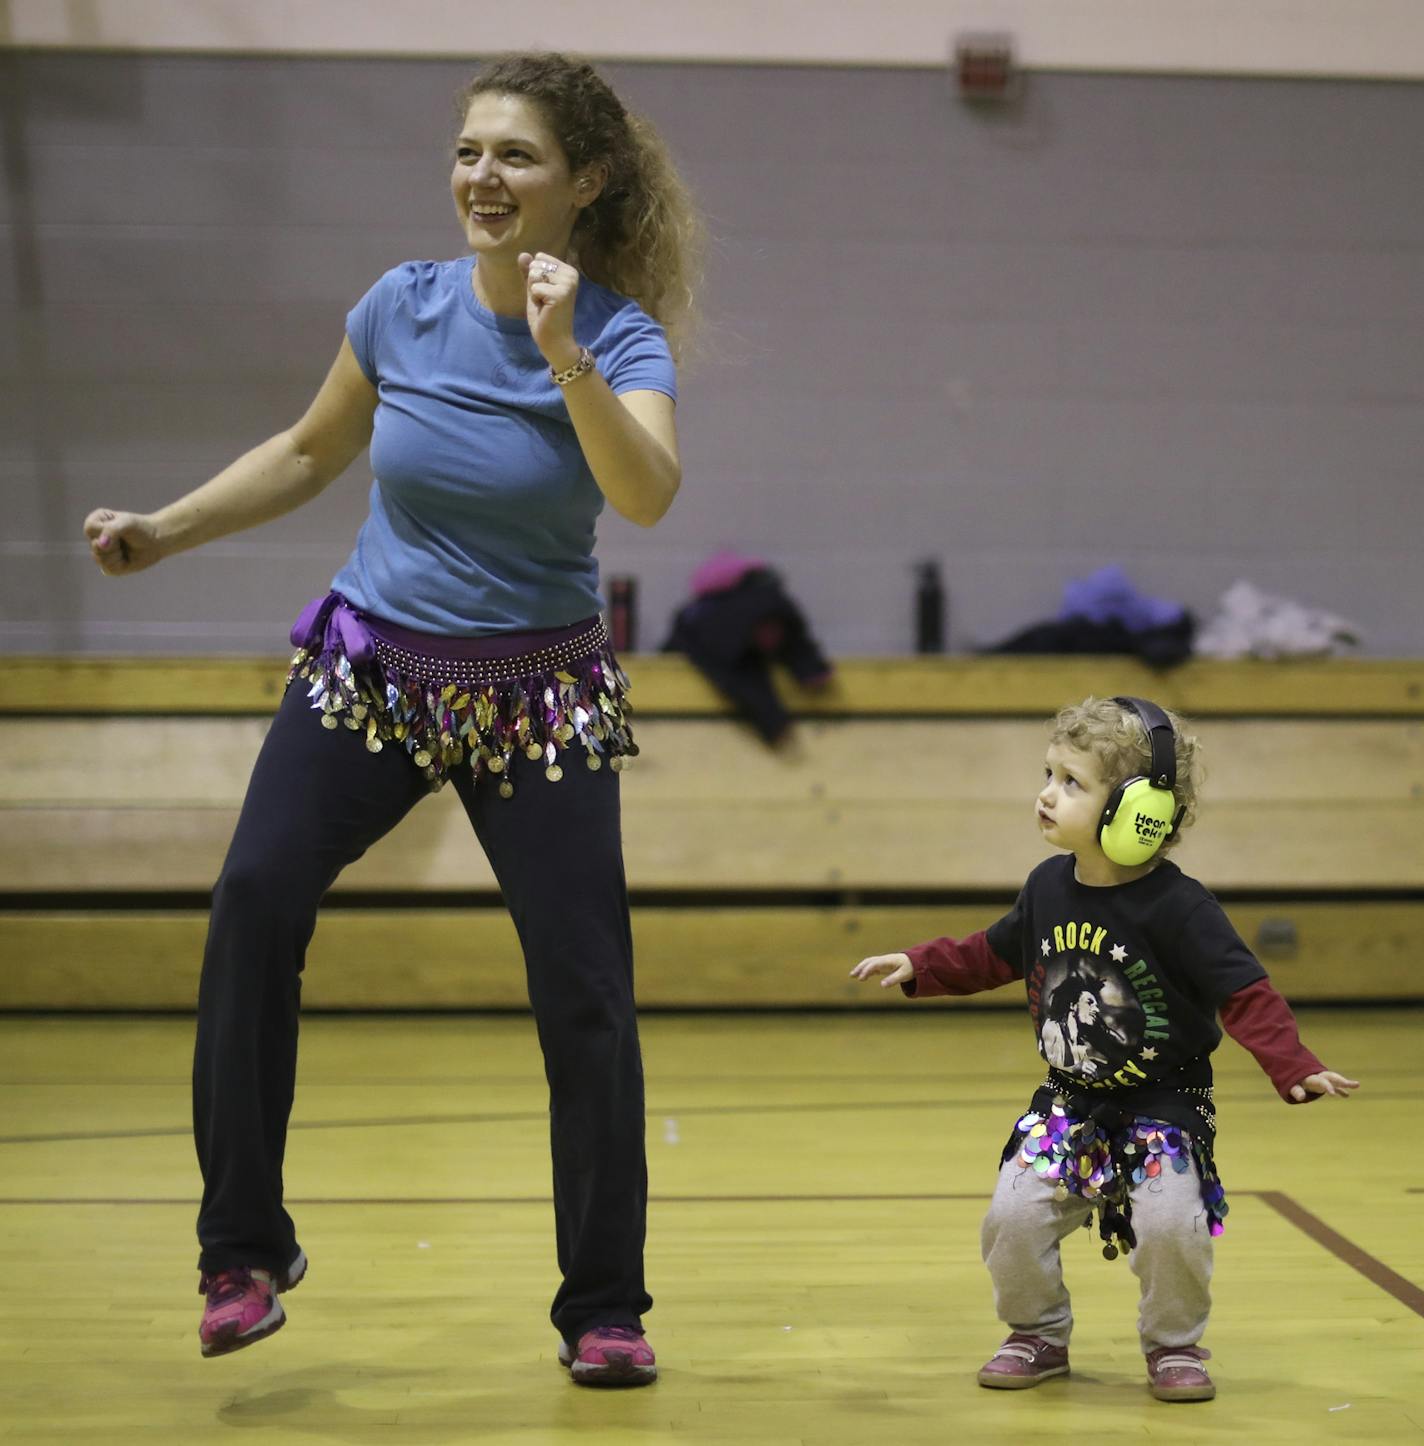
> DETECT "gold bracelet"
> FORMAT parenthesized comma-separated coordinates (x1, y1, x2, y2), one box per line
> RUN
(550, 347, 596, 387)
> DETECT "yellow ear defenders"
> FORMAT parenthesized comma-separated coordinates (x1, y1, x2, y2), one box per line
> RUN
(1097, 696, 1187, 866)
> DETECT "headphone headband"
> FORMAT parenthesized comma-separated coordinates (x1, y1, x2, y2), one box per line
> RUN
(1096, 697, 1183, 865)
(1111, 695, 1176, 791)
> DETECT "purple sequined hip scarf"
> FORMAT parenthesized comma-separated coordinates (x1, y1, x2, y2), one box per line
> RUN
(286, 592, 636, 793)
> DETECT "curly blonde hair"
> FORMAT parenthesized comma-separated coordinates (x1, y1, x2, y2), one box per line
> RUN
(1050, 696, 1202, 850)
(459, 53, 705, 360)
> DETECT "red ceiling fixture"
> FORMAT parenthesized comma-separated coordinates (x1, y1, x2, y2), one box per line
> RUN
(953, 33, 1021, 104)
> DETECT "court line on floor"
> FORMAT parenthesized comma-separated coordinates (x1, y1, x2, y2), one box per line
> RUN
(1254, 1191, 1424, 1317)
(0, 1096, 1032, 1147)
(7, 1090, 1417, 1149)
(0, 1188, 1418, 1318)
(1, 1068, 1414, 1088)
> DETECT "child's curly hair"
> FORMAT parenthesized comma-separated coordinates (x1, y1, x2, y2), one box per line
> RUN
(1050, 697, 1202, 850)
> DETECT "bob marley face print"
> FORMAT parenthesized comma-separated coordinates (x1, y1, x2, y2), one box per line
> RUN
(1037, 956, 1144, 1081)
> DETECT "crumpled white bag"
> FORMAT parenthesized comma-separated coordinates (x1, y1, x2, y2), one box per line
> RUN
(1195, 580, 1362, 660)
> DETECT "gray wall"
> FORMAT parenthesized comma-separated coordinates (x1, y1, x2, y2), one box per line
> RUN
(2, 52, 1421, 655)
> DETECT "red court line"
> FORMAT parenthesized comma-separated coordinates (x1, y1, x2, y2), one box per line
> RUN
(1254, 1190, 1424, 1319)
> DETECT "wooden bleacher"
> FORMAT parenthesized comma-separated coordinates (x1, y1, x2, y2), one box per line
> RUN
(1, 655, 1420, 1009)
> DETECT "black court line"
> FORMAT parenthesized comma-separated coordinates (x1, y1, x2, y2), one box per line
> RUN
(2, 1193, 961, 1207)
(0, 1096, 1022, 1148)
(0, 1188, 1418, 1318)
(9, 887, 1424, 910)
(3, 1090, 1418, 1149)
(0, 1113, 550, 1146)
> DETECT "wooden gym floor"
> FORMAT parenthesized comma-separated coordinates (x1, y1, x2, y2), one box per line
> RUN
(0, 1007, 1419, 1445)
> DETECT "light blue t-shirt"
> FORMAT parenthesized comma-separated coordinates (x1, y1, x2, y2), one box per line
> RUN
(331, 256, 677, 635)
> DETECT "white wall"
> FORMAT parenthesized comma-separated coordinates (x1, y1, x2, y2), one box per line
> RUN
(3, 0, 1424, 80)
(4, 53, 1422, 656)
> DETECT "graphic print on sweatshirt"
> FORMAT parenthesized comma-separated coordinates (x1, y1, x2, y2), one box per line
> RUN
(987, 858, 1268, 1099)
(1027, 926, 1166, 1089)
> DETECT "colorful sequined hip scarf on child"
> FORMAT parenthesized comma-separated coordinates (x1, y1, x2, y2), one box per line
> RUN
(286, 592, 637, 794)
(1001, 1096, 1228, 1262)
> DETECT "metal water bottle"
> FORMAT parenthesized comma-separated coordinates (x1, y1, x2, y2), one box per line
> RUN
(915, 560, 945, 653)
(609, 575, 638, 652)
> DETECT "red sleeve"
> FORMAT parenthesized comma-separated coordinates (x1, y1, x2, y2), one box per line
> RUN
(902, 930, 1019, 999)
(1219, 977, 1325, 1102)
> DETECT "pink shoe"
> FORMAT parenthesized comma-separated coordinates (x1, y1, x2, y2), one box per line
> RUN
(198, 1249, 307, 1358)
(1146, 1344, 1215, 1401)
(558, 1326, 657, 1387)
(977, 1332, 1070, 1389)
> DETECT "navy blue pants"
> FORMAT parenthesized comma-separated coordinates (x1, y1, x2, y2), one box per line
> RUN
(193, 681, 650, 1341)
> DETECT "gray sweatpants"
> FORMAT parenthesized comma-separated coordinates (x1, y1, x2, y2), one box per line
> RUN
(980, 1154, 1214, 1353)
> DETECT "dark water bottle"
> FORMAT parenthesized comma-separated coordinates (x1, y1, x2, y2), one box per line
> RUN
(915, 560, 945, 653)
(609, 575, 638, 652)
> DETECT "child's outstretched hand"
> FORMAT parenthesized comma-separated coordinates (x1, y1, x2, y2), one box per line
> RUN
(850, 953, 914, 989)
(1289, 1070, 1360, 1102)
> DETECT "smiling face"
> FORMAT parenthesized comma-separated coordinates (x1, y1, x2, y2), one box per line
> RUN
(450, 92, 600, 262)
(1036, 742, 1114, 858)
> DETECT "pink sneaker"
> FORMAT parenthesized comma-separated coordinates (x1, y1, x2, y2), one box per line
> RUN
(1146, 1344, 1215, 1401)
(198, 1249, 307, 1358)
(558, 1326, 657, 1387)
(977, 1332, 1070, 1389)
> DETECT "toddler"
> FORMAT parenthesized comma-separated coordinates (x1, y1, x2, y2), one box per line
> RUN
(851, 696, 1357, 1401)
